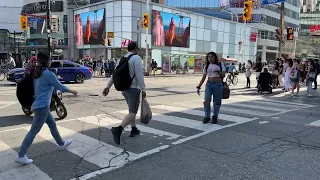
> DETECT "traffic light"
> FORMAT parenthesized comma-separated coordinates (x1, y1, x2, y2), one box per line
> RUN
(107, 38, 112, 46)
(287, 27, 294, 40)
(142, 13, 149, 29)
(275, 28, 283, 42)
(20, 16, 28, 31)
(243, 1, 252, 21)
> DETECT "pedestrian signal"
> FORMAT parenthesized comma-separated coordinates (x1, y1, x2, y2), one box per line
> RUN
(20, 16, 28, 31)
(107, 38, 112, 46)
(287, 27, 294, 40)
(243, 1, 252, 21)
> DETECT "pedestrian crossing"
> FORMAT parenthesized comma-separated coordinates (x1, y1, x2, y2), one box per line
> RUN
(0, 95, 315, 180)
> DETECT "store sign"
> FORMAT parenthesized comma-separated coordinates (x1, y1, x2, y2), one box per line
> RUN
(309, 24, 320, 36)
(249, 32, 258, 42)
(21, 1, 63, 14)
(121, 39, 132, 47)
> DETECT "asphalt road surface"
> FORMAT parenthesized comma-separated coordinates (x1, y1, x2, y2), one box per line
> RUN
(0, 74, 319, 180)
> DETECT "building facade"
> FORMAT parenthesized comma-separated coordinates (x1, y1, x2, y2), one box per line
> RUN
(69, 0, 258, 70)
(298, 0, 320, 56)
(161, 0, 300, 62)
(20, 0, 90, 59)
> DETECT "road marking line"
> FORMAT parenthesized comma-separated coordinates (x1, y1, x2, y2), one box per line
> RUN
(115, 110, 223, 131)
(0, 140, 52, 180)
(308, 120, 320, 127)
(0, 101, 18, 109)
(220, 107, 274, 116)
(150, 105, 253, 124)
(171, 118, 259, 145)
(72, 145, 170, 180)
(75, 114, 180, 140)
(24, 125, 139, 168)
(224, 103, 282, 112)
(243, 100, 301, 109)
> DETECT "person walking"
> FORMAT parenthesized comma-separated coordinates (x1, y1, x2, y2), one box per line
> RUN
(102, 42, 146, 145)
(313, 59, 319, 89)
(306, 59, 316, 97)
(16, 52, 78, 165)
(245, 60, 253, 88)
(196, 52, 226, 124)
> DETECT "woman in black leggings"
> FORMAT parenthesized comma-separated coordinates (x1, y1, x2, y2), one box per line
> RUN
(245, 60, 253, 88)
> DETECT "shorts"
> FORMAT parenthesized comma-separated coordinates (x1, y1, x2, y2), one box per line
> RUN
(122, 88, 141, 113)
(290, 77, 300, 83)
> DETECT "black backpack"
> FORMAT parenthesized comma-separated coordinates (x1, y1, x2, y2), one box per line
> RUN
(113, 54, 135, 91)
(16, 72, 34, 107)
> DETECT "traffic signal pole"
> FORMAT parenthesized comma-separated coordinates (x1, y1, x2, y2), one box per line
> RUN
(144, 0, 149, 73)
(278, 1, 285, 58)
(47, 0, 51, 59)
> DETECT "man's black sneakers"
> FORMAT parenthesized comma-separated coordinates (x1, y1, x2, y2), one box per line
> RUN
(212, 116, 218, 124)
(111, 126, 123, 145)
(130, 127, 140, 137)
(203, 117, 210, 124)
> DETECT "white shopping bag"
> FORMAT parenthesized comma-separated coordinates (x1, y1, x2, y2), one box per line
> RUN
(140, 97, 152, 124)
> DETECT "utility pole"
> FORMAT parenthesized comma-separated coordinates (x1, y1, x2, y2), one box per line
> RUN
(278, 1, 285, 58)
(145, 0, 149, 73)
(47, 0, 51, 59)
(137, 18, 140, 48)
(13, 31, 16, 54)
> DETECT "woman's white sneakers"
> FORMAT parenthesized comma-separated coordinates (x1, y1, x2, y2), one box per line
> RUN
(59, 139, 73, 151)
(16, 139, 72, 165)
(16, 155, 33, 165)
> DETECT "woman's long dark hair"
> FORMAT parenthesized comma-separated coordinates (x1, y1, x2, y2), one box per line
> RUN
(247, 60, 253, 66)
(205, 52, 218, 73)
(309, 59, 315, 72)
(33, 52, 50, 79)
(288, 59, 293, 67)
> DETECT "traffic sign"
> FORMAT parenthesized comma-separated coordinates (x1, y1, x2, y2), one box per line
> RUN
(262, 0, 285, 5)
(107, 32, 114, 38)
(28, 17, 44, 23)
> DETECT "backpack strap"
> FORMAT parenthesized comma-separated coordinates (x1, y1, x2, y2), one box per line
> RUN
(125, 54, 135, 79)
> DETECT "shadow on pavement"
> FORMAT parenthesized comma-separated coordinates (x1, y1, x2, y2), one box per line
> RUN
(0, 115, 32, 127)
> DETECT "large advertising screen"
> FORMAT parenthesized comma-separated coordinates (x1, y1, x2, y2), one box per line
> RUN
(75, 8, 106, 45)
(152, 10, 190, 48)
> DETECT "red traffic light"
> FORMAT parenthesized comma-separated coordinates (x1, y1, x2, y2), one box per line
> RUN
(21, 17, 27, 22)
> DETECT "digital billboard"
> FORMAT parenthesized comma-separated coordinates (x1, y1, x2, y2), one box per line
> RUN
(152, 10, 190, 48)
(75, 8, 106, 45)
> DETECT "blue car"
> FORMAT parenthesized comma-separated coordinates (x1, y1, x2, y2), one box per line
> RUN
(7, 60, 93, 83)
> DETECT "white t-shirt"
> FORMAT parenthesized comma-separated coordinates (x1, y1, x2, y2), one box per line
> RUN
(203, 63, 226, 77)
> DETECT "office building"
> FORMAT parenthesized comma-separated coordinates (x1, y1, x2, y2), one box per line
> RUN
(162, 0, 300, 61)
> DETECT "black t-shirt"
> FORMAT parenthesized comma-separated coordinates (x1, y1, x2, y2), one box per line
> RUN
(279, 64, 283, 74)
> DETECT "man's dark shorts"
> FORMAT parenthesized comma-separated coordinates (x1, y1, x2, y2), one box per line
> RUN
(122, 88, 141, 113)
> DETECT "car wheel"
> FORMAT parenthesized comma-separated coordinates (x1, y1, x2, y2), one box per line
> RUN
(75, 73, 85, 83)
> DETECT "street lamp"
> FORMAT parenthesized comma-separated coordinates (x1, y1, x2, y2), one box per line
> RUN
(47, 0, 53, 58)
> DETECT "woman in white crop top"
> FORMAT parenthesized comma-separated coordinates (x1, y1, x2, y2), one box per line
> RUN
(196, 52, 226, 124)
(245, 60, 253, 88)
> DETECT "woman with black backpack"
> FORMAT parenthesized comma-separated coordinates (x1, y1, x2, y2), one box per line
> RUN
(16, 52, 78, 165)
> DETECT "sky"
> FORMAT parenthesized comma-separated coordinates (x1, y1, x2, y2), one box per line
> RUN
(0, 0, 24, 32)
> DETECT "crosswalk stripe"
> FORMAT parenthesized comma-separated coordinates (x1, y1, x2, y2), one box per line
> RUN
(220, 107, 273, 116)
(23, 125, 139, 168)
(150, 105, 253, 124)
(243, 100, 301, 109)
(308, 120, 320, 127)
(115, 110, 223, 131)
(225, 103, 283, 112)
(76, 114, 181, 140)
(0, 140, 52, 180)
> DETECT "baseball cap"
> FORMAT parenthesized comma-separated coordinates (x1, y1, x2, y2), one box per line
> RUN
(127, 41, 139, 51)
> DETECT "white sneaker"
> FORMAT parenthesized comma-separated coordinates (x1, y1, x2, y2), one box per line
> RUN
(16, 155, 33, 165)
(307, 94, 313, 97)
(58, 139, 72, 151)
(291, 93, 294, 97)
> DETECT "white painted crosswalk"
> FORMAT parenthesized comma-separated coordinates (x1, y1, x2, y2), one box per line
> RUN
(0, 95, 315, 180)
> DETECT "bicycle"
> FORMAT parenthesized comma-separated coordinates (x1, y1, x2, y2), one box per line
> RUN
(226, 72, 238, 86)
(0, 65, 11, 81)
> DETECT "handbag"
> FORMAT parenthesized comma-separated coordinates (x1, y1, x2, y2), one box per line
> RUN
(140, 97, 152, 124)
(222, 82, 230, 99)
(218, 62, 230, 99)
(308, 72, 316, 81)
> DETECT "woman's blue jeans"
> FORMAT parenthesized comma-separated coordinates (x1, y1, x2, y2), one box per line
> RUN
(19, 106, 64, 158)
(204, 81, 223, 118)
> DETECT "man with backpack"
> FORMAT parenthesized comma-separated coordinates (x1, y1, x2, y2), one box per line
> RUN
(102, 41, 146, 145)
(314, 59, 319, 89)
